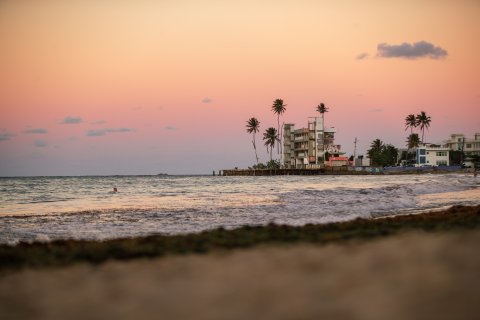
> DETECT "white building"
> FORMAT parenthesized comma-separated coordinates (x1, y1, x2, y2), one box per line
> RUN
(443, 133, 480, 156)
(416, 146, 450, 166)
(283, 117, 341, 168)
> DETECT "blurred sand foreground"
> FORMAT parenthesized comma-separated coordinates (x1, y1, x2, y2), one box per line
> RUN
(1, 231, 479, 320)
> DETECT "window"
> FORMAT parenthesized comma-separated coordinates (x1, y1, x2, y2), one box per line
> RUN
(436, 151, 447, 157)
(419, 149, 426, 155)
(466, 144, 472, 149)
(436, 160, 447, 166)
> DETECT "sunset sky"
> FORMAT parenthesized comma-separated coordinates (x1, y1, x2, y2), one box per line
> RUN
(1, 0, 479, 176)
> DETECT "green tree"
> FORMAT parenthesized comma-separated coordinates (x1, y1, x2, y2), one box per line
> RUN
(406, 133, 420, 149)
(405, 114, 417, 134)
(316, 103, 329, 161)
(383, 144, 399, 166)
(367, 139, 398, 166)
(271, 99, 287, 157)
(415, 111, 431, 143)
(246, 117, 260, 165)
(367, 139, 385, 166)
(263, 127, 279, 161)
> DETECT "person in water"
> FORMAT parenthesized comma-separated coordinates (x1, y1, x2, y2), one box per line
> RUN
(113, 187, 118, 193)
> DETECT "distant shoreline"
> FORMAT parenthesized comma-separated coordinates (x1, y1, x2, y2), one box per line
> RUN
(221, 166, 470, 176)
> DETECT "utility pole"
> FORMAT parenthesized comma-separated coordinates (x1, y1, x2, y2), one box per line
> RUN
(352, 137, 358, 167)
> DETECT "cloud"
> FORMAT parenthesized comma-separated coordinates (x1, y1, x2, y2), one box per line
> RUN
(201, 97, 213, 103)
(356, 52, 369, 60)
(165, 126, 177, 131)
(34, 139, 48, 147)
(369, 108, 384, 113)
(116, 128, 134, 132)
(91, 120, 106, 125)
(87, 129, 107, 137)
(0, 131, 15, 141)
(62, 116, 83, 124)
(377, 41, 447, 59)
(24, 128, 48, 134)
(86, 128, 134, 137)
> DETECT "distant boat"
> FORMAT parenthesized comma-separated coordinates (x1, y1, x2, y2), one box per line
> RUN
(157, 173, 168, 176)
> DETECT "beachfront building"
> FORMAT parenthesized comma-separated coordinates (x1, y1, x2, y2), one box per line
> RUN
(416, 146, 450, 166)
(443, 133, 480, 157)
(283, 117, 342, 169)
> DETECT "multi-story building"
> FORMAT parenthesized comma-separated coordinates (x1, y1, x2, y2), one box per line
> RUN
(416, 146, 450, 166)
(283, 117, 341, 168)
(443, 133, 480, 156)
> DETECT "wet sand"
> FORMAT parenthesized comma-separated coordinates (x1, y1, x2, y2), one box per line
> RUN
(1, 229, 479, 320)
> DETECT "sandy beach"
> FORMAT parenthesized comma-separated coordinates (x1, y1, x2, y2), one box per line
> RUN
(1, 206, 480, 320)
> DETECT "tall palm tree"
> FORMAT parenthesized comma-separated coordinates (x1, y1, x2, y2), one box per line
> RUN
(263, 127, 279, 161)
(406, 133, 420, 149)
(246, 117, 260, 164)
(316, 103, 329, 119)
(271, 99, 287, 157)
(404, 114, 416, 134)
(415, 111, 431, 143)
(316, 103, 329, 162)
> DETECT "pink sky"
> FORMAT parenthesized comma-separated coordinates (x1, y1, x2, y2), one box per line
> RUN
(1, 0, 479, 175)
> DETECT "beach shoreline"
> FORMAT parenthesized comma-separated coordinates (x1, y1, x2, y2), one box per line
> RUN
(0, 206, 480, 319)
(1, 204, 479, 271)
(0, 205, 479, 319)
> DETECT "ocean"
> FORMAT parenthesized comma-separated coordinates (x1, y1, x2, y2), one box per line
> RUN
(1, 174, 479, 245)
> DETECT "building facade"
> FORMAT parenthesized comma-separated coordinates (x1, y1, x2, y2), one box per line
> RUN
(283, 117, 341, 168)
(416, 146, 450, 166)
(443, 133, 480, 156)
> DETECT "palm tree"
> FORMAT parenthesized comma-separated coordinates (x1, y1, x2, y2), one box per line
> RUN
(406, 133, 420, 165)
(271, 99, 286, 157)
(316, 103, 328, 118)
(367, 138, 384, 166)
(415, 111, 431, 143)
(404, 114, 416, 134)
(316, 103, 329, 162)
(406, 133, 420, 149)
(263, 127, 279, 161)
(246, 117, 260, 164)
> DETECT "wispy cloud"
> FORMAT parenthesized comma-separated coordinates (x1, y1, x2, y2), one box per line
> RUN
(91, 120, 106, 125)
(0, 131, 15, 141)
(201, 97, 213, 103)
(165, 126, 177, 131)
(24, 128, 48, 134)
(86, 130, 107, 137)
(86, 128, 135, 137)
(356, 52, 369, 60)
(377, 41, 447, 59)
(62, 116, 83, 124)
(369, 108, 384, 113)
(34, 139, 48, 147)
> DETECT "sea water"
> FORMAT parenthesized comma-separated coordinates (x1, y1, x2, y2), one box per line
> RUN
(0, 174, 479, 245)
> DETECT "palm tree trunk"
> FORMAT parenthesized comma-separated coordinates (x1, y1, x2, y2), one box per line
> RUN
(322, 113, 325, 162)
(252, 134, 259, 164)
(277, 115, 281, 156)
